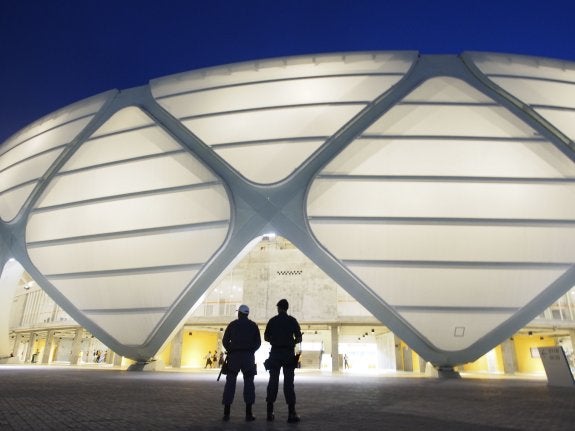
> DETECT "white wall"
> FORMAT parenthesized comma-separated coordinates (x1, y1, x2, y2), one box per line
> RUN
(0, 260, 24, 358)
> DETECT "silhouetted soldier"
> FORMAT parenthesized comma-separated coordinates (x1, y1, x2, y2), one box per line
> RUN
(221, 304, 261, 421)
(264, 298, 302, 423)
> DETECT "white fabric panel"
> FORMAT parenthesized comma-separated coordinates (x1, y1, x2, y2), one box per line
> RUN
(159, 76, 402, 118)
(52, 269, 198, 310)
(90, 107, 155, 138)
(183, 105, 365, 146)
(0, 149, 62, 194)
(365, 104, 535, 137)
(63, 127, 182, 172)
(310, 223, 575, 263)
(468, 52, 575, 81)
(321, 138, 575, 178)
(27, 188, 230, 242)
(307, 181, 575, 220)
(215, 141, 324, 184)
(400, 311, 513, 351)
(0, 91, 111, 156)
(36, 154, 218, 208)
(0, 261, 25, 357)
(491, 77, 575, 109)
(86, 313, 164, 345)
(534, 108, 575, 141)
(347, 265, 562, 308)
(0, 183, 37, 221)
(150, 52, 417, 97)
(403, 77, 492, 103)
(0, 117, 92, 171)
(28, 226, 228, 274)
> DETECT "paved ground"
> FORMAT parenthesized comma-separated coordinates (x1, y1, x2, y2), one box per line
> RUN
(1, 366, 575, 430)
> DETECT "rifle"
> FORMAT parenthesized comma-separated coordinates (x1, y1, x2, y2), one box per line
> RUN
(217, 357, 228, 381)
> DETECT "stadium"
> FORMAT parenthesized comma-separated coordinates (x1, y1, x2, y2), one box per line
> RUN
(2, 51, 575, 375)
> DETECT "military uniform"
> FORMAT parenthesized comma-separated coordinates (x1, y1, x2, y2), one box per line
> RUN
(264, 299, 302, 422)
(221, 305, 261, 421)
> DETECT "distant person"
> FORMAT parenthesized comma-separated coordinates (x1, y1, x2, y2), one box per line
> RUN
(264, 299, 302, 423)
(204, 351, 213, 368)
(221, 304, 261, 422)
(212, 351, 218, 367)
(218, 351, 225, 368)
(344, 353, 350, 369)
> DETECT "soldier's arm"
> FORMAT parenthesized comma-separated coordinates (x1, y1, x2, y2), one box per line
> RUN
(222, 324, 233, 351)
(293, 319, 302, 344)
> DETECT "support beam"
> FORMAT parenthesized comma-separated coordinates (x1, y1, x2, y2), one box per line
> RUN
(41, 330, 55, 364)
(70, 328, 83, 365)
(331, 325, 340, 372)
(501, 339, 518, 375)
(169, 328, 184, 369)
(26, 333, 37, 363)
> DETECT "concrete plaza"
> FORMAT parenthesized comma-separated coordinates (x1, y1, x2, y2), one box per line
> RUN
(0, 365, 574, 430)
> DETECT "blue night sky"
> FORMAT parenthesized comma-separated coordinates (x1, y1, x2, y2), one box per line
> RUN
(1, 0, 574, 144)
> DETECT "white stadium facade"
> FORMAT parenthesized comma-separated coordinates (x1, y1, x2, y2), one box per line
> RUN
(2, 51, 575, 374)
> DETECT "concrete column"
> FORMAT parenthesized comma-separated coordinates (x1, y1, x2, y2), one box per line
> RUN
(86, 337, 95, 363)
(25, 333, 36, 363)
(169, 328, 184, 368)
(331, 325, 339, 372)
(501, 338, 518, 375)
(42, 330, 55, 364)
(13, 333, 23, 358)
(0, 260, 24, 358)
(70, 328, 84, 365)
(105, 349, 114, 365)
(418, 357, 427, 373)
(568, 330, 575, 350)
(394, 335, 403, 371)
(113, 352, 123, 367)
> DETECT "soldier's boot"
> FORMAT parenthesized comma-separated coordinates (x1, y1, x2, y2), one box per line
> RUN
(287, 403, 300, 423)
(245, 403, 256, 421)
(266, 402, 275, 422)
(223, 404, 231, 421)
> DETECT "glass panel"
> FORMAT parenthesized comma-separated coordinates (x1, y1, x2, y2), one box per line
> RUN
(399, 311, 512, 351)
(534, 108, 575, 141)
(307, 180, 575, 220)
(320, 138, 575, 178)
(159, 76, 402, 118)
(0, 117, 92, 170)
(52, 269, 198, 310)
(468, 52, 575, 82)
(0, 183, 37, 221)
(63, 127, 182, 171)
(183, 105, 365, 146)
(403, 77, 492, 103)
(151, 52, 417, 97)
(28, 226, 229, 274)
(364, 105, 535, 138)
(0, 91, 113, 155)
(36, 154, 218, 208)
(27, 187, 230, 242)
(90, 106, 155, 138)
(215, 140, 323, 184)
(0, 149, 62, 194)
(85, 313, 164, 345)
(347, 265, 561, 308)
(310, 223, 575, 262)
(491, 77, 575, 109)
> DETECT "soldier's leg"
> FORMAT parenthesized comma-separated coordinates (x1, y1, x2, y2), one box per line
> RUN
(222, 371, 238, 405)
(266, 367, 281, 403)
(243, 372, 255, 405)
(282, 366, 296, 405)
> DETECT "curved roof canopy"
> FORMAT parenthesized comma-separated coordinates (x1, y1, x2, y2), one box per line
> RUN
(2, 51, 575, 365)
